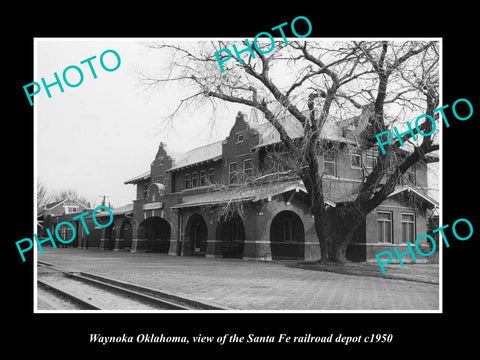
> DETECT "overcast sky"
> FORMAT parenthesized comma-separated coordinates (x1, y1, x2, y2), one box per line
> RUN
(36, 39, 247, 208)
(35, 38, 440, 208)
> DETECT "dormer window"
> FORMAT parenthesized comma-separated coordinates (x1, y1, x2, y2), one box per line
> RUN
(235, 132, 245, 144)
(65, 206, 78, 214)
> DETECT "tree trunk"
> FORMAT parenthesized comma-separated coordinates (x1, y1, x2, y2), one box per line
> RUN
(312, 204, 362, 264)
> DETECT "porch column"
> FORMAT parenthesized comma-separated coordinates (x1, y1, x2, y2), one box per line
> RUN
(242, 240, 272, 261)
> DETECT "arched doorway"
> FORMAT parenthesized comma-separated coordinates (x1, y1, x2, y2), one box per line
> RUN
(119, 220, 133, 250)
(104, 223, 116, 250)
(185, 214, 208, 255)
(270, 210, 305, 260)
(138, 216, 171, 253)
(216, 214, 245, 259)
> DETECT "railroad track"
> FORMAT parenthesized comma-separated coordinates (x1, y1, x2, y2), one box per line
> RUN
(37, 261, 225, 311)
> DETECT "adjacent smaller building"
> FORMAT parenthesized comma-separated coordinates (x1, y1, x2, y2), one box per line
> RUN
(37, 195, 134, 251)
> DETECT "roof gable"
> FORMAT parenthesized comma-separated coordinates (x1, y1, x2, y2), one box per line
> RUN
(251, 110, 357, 149)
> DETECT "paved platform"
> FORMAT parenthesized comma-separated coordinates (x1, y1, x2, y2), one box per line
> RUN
(37, 248, 440, 311)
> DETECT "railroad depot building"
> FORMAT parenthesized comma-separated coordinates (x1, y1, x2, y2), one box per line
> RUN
(119, 110, 438, 262)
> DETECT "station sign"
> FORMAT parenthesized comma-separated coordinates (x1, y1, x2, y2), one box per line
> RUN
(143, 202, 163, 211)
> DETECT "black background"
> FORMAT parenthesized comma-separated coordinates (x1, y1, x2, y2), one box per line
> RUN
(6, 3, 478, 356)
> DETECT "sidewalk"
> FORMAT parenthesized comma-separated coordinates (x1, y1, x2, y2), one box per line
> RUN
(37, 247, 439, 311)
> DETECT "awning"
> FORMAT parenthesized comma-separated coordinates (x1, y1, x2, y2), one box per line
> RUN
(171, 180, 335, 209)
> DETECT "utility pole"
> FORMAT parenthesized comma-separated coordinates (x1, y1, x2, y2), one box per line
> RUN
(98, 195, 110, 207)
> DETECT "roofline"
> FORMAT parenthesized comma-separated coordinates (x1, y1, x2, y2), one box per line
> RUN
(166, 156, 222, 173)
(124, 171, 151, 184)
(390, 185, 439, 207)
(45, 197, 90, 210)
(251, 134, 357, 151)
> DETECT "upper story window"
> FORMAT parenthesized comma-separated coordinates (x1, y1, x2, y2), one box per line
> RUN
(366, 149, 377, 171)
(350, 118, 359, 130)
(158, 156, 164, 166)
(351, 153, 362, 169)
(200, 170, 206, 186)
(407, 163, 416, 184)
(65, 206, 78, 214)
(143, 184, 148, 199)
(229, 162, 238, 184)
(208, 168, 215, 184)
(185, 173, 191, 189)
(163, 177, 168, 189)
(192, 172, 198, 188)
(243, 158, 253, 179)
(235, 132, 245, 144)
(323, 151, 336, 176)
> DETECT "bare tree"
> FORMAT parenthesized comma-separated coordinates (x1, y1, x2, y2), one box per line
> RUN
(139, 40, 439, 263)
(37, 181, 52, 208)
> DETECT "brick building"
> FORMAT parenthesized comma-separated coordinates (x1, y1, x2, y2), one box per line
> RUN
(38, 195, 134, 251)
(121, 109, 438, 262)
(38, 195, 96, 248)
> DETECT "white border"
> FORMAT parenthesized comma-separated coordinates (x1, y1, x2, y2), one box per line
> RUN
(33, 37, 443, 314)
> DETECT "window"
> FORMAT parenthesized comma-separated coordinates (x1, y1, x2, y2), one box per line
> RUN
(402, 213, 415, 243)
(143, 184, 148, 199)
(351, 153, 362, 169)
(407, 164, 416, 184)
(192, 172, 198, 187)
(235, 132, 245, 143)
(158, 156, 164, 166)
(163, 177, 168, 188)
(208, 168, 215, 184)
(243, 158, 253, 179)
(323, 151, 336, 176)
(66, 207, 78, 214)
(185, 173, 191, 189)
(349, 118, 359, 131)
(199, 170, 206, 186)
(229, 162, 238, 184)
(366, 154, 376, 171)
(377, 211, 393, 243)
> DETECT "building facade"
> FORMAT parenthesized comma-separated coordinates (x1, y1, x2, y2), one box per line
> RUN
(38, 196, 134, 251)
(121, 110, 438, 263)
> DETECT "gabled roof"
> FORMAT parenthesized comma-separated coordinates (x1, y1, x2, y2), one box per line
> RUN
(335, 184, 439, 208)
(389, 184, 439, 208)
(251, 111, 357, 149)
(124, 170, 150, 184)
(124, 148, 187, 185)
(167, 140, 223, 172)
(44, 197, 90, 210)
(43, 199, 63, 210)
